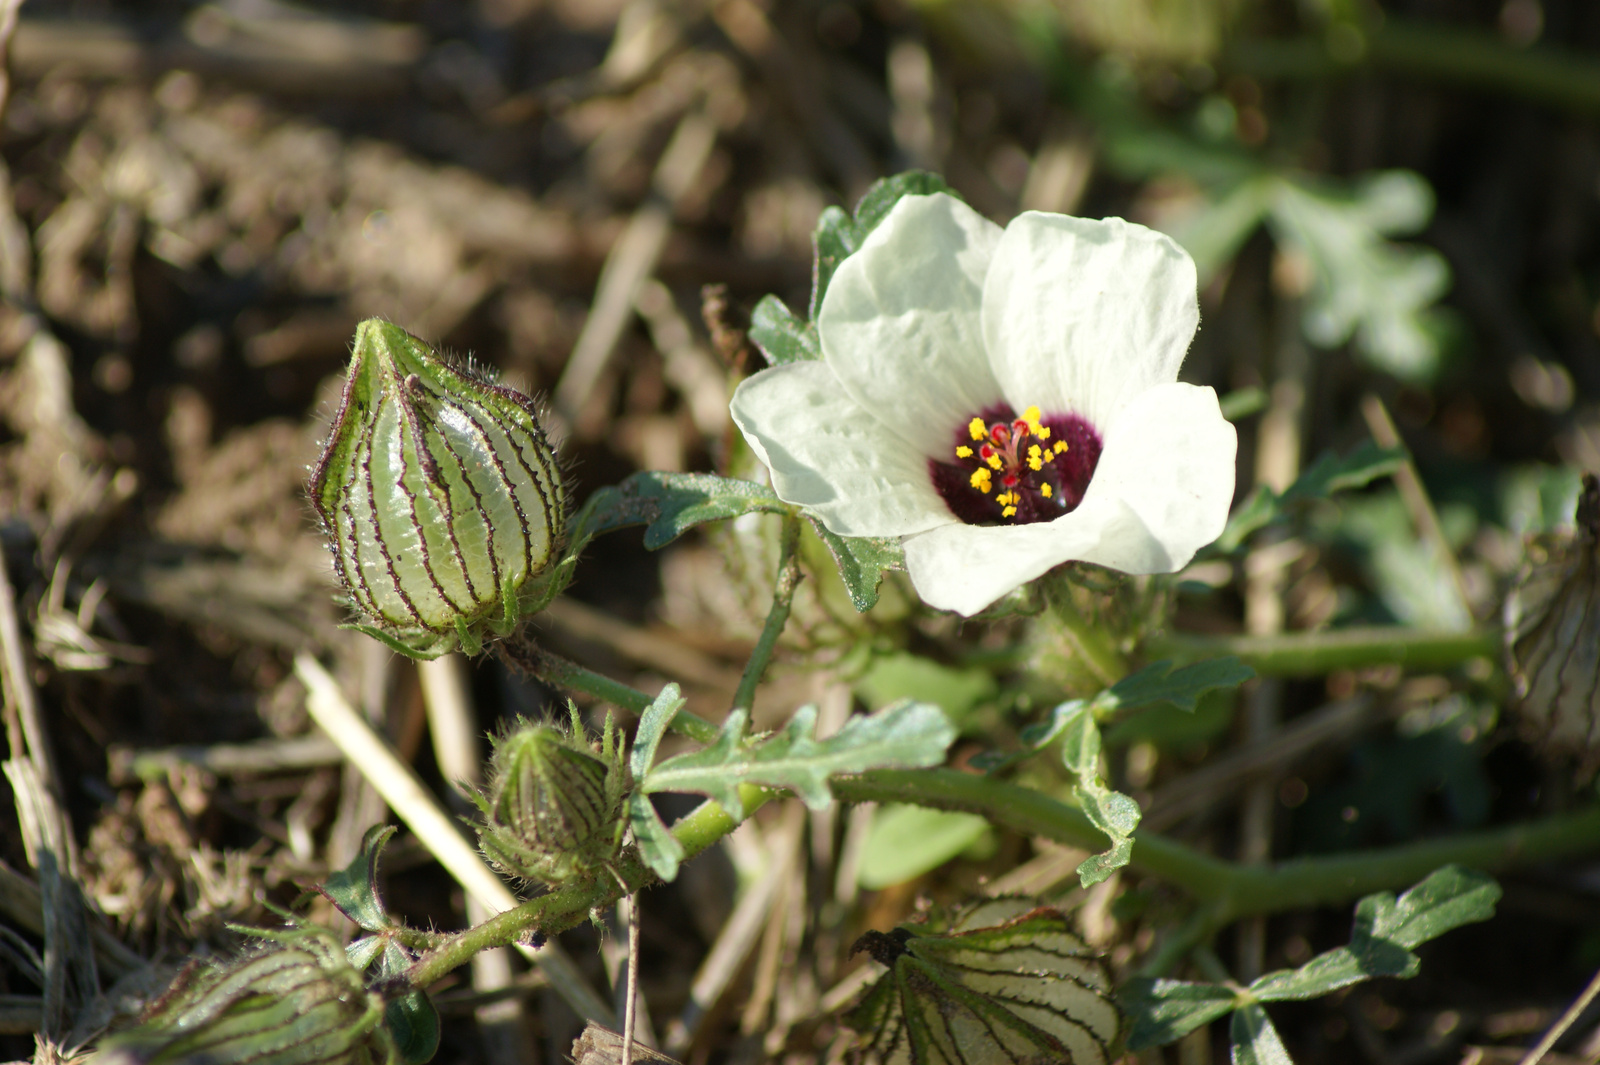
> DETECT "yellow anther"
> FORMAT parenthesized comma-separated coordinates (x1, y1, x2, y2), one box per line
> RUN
(1053, 440, 1069, 455)
(956, 445, 973, 459)
(1002, 506, 1017, 518)
(986, 454, 1003, 470)
(970, 468, 992, 493)
(1027, 444, 1043, 472)
(1036, 426, 1051, 440)
(1041, 483, 1053, 498)
(968, 417, 986, 441)
(1022, 405, 1041, 424)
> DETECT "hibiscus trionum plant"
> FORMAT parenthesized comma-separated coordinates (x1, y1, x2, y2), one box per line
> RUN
(101, 172, 1600, 1065)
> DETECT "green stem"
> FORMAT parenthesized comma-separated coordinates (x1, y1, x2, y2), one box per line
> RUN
(733, 514, 803, 714)
(1147, 626, 1497, 677)
(835, 769, 1600, 919)
(1223, 17, 1600, 115)
(497, 641, 720, 745)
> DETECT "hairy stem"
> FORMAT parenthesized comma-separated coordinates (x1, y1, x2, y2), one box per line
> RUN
(834, 769, 1600, 920)
(732, 514, 803, 714)
(496, 639, 721, 745)
(1147, 626, 1498, 677)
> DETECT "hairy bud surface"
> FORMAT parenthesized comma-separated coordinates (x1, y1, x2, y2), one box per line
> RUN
(475, 713, 629, 886)
(309, 319, 566, 658)
(91, 926, 392, 1065)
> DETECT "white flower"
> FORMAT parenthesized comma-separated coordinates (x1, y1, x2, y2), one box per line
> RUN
(730, 192, 1238, 616)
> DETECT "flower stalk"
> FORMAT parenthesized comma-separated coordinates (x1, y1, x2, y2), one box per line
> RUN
(732, 513, 803, 713)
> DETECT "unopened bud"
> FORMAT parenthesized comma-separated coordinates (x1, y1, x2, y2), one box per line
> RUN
(91, 926, 392, 1065)
(309, 320, 567, 659)
(475, 713, 628, 886)
(1505, 472, 1600, 778)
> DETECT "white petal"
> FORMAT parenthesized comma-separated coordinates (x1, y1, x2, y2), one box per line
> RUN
(902, 497, 1155, 616)
(983, 213, 1198, 430)
(1079, 382, 1237, 569)
(902, 383, 1235, 615)
(818, 193, 1004, 455)
(730, 361, 952, 538)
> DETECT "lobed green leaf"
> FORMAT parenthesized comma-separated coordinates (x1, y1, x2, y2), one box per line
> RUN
(572, 471, 789, 551)
(1122, 978, 1239, 1050)
(318, 825, 398, 933)
(1230, 1003, 1294, 1065)
(1103, 657, 1256, 715)
(1215, 441, 1406, 553)
(748, 295, 820, 366)
(806, 518, 903, 612)
(641, 700, 954, 819)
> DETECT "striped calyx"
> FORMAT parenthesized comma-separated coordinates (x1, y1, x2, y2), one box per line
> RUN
(475, 712, 629, 887)
(309, 319, 567, 659)
(89, 925, 393, 1065)
(1505, 473, 1600, 778)
(845, 898, 1122, 1065)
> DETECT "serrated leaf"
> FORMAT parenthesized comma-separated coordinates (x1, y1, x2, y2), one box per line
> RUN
(1355, 865, 1500, 951)
(1059, 706, 1141, 886)
(571, 472, 789, 550)
(1283, 441, 1407, 504)
(1268, 171, 1451, 383)
(1122, 977, 1239, 1050)
(1230, 1003, 1293, 1065)
(1215, 441, 1406, 552)
(810, 205, 858, 321)
(628, 792, 685, 881)
(1248, 943, 1415, 1003)
(630, 684, 684, 779)
(748, 295, 820, 366)
(1248, 865, 1498, 1003)
(809, 172, 963, 319)
(1103, 657, 1256, 714)
(319, 824, 398, 932)
(1076, 836, 1134, 887)
(1168, 173, 1275, 284)
(851, 171, 961, 237)
(806, 518, 903, 611)
(385, 990, 441, 1065)
(642, 700, 954, 818)
(1058, 703, 1100, 777)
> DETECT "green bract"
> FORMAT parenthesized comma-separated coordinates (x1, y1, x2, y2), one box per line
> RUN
(309, 319, 567, 659)
(474, 712, 630, 886)
(90, 926, 392, 1065)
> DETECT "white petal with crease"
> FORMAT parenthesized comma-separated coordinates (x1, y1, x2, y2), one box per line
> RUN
(983, 212, 1198, 429)
(730, 361, 951, 538)
(820, 195, 1004, 454)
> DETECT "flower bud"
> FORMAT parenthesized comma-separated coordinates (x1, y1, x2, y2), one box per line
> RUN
(91, 926, 393, 1065)
(1505, 472, 1600, 778)
(475, 713, 629, 886)
(309, 319, 567, 659)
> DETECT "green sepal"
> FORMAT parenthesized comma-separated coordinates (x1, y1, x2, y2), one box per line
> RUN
(1121, 978, 1239, 1051)
(748, 294, 820, 366)
(806, 518, 903, 612)
(319, 825, 399, 933)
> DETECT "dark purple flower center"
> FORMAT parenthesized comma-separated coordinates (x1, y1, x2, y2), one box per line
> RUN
(928, 402, 1102, 526)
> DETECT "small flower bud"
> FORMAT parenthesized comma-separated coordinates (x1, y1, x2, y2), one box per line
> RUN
(475, 712, 629, 886)
(91, 926, 393, 1065)
(309, 319, 567, 659)
(1505, 473, 1600, 778)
